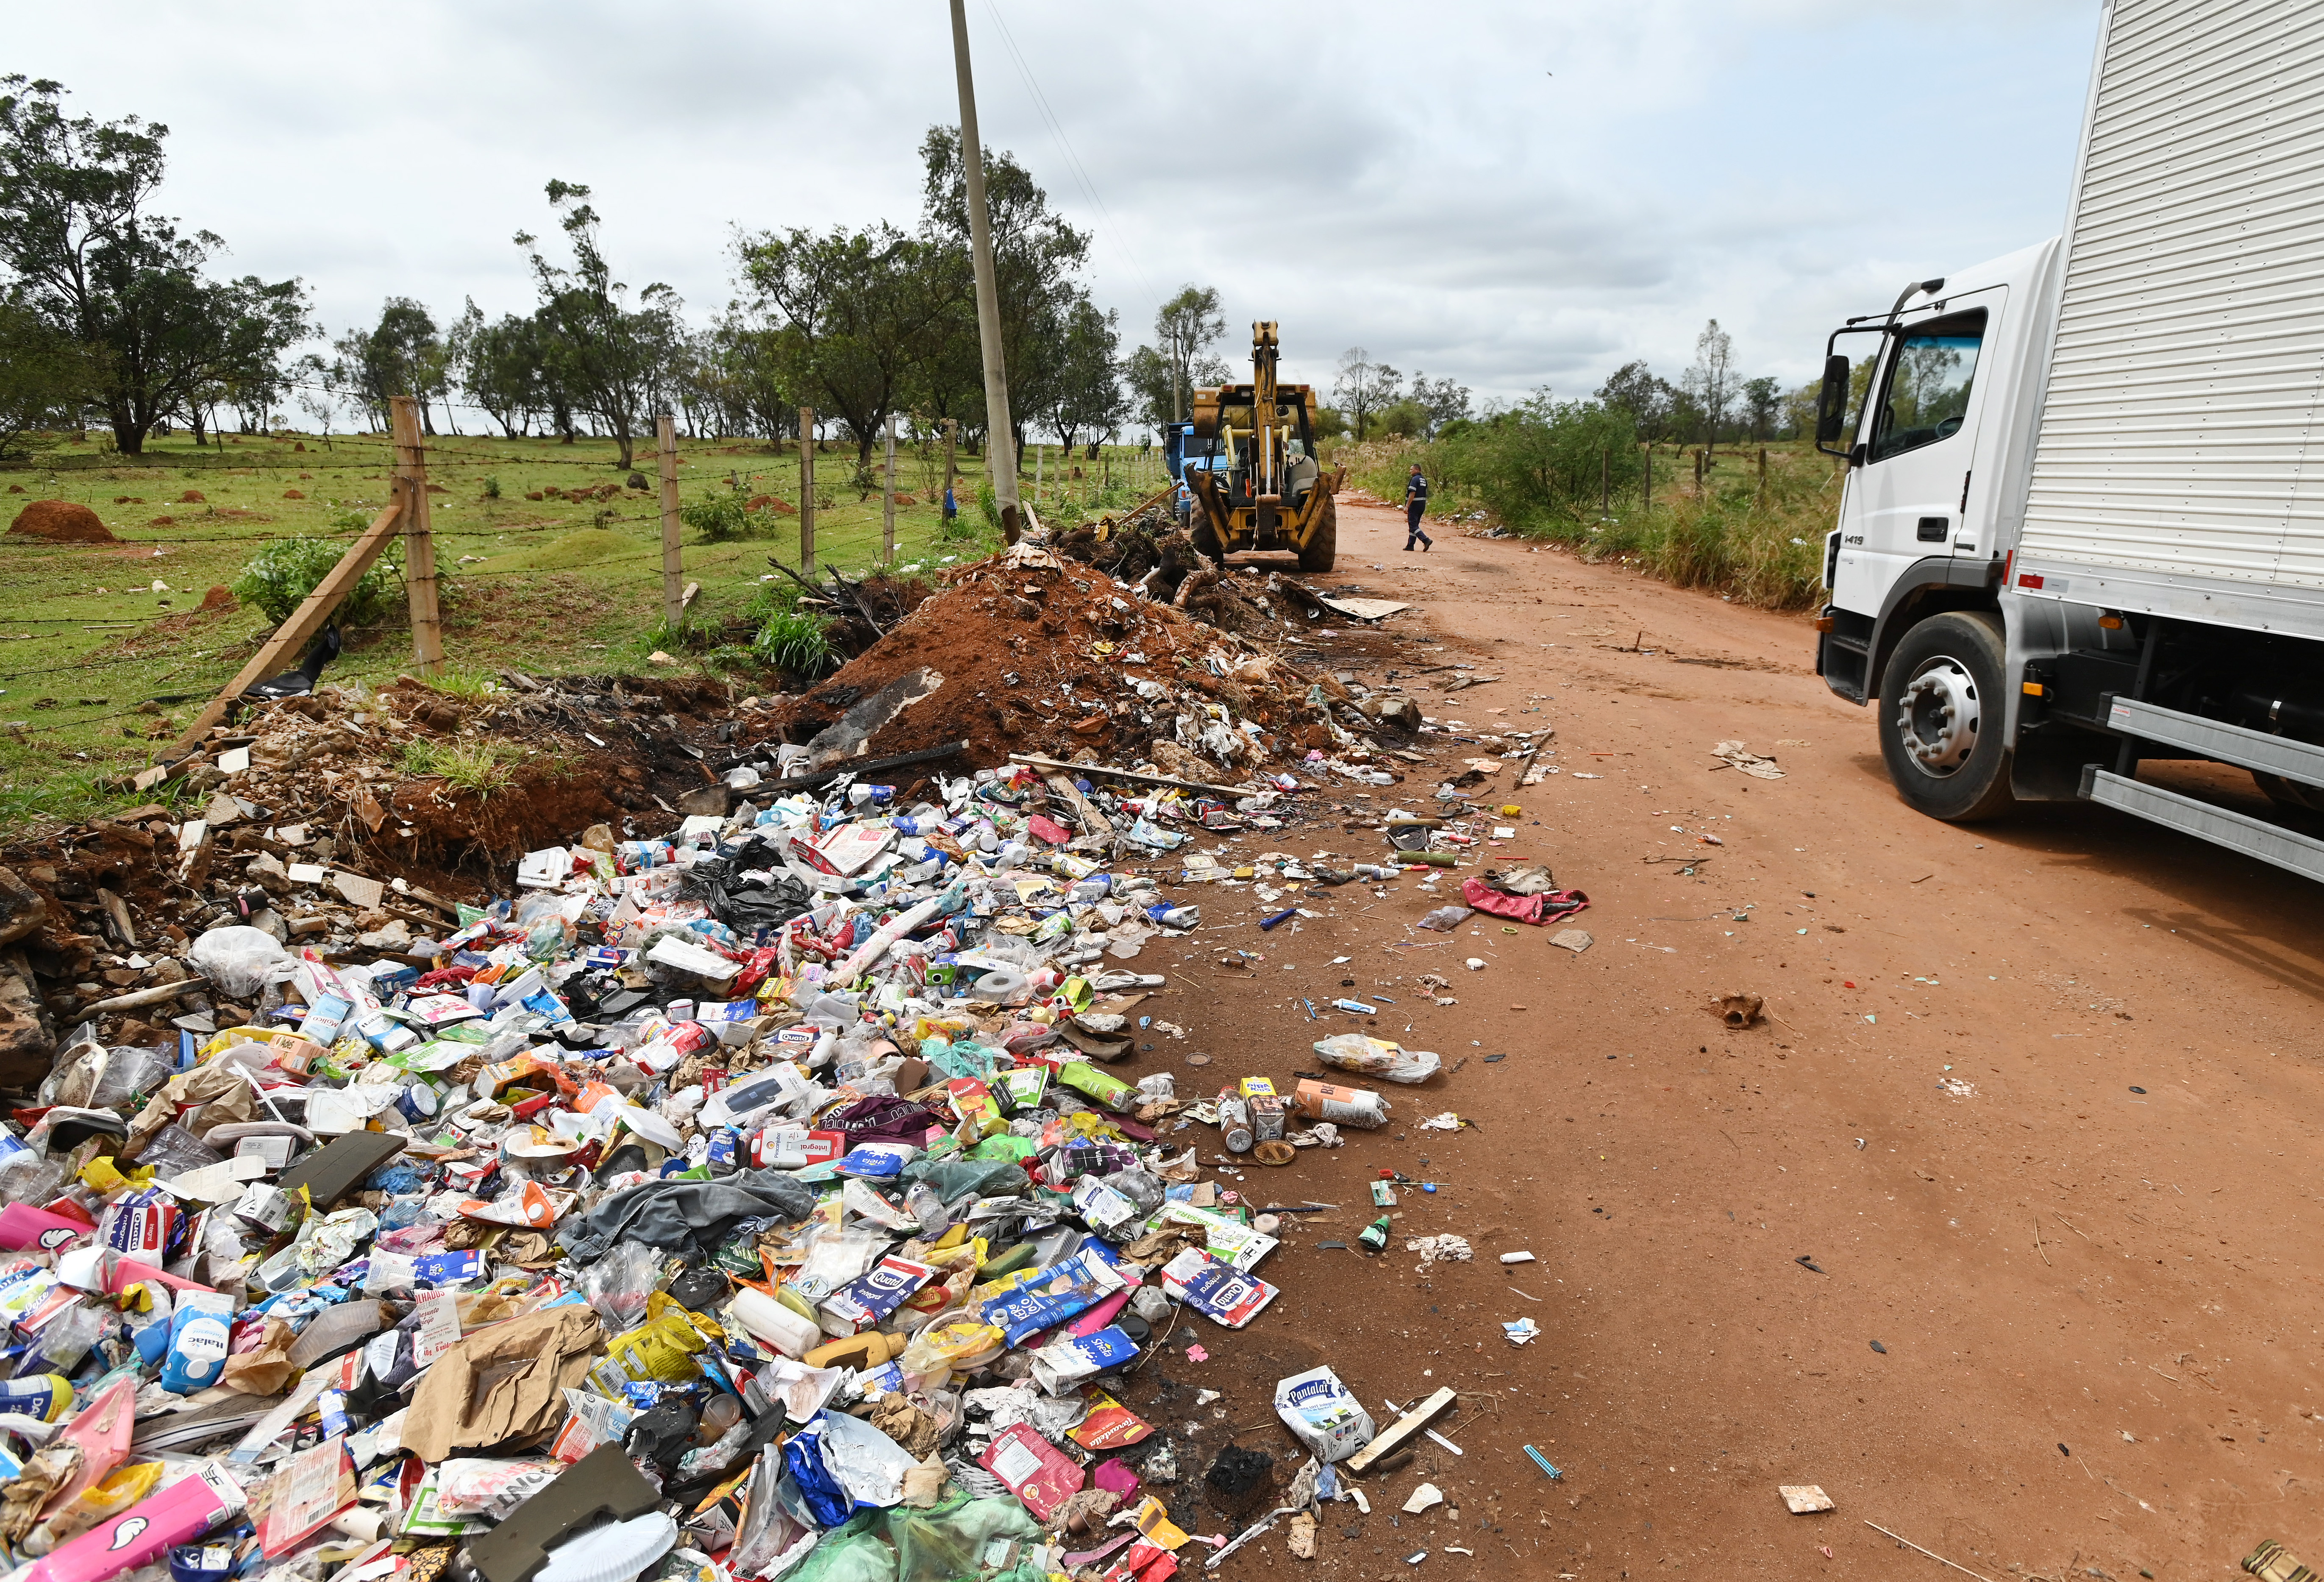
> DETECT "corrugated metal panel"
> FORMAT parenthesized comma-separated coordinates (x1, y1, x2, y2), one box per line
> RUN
(2020, 0, 2324, 589)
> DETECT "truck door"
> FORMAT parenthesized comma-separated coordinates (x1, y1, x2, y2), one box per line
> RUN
(1847, 294, 2002, 595)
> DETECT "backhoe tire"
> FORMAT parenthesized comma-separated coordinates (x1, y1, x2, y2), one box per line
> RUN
(1296, 496, 1337, 573)
(1877, 611, 2016, 823)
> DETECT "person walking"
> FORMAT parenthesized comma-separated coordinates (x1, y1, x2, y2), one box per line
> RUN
(1404, 463, 1432, 551)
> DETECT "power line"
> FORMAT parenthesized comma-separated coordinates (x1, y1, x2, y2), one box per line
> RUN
(979, 0, 1162, 314)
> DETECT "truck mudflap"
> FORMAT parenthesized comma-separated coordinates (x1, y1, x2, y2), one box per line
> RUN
(2079, 765, 2324, 884)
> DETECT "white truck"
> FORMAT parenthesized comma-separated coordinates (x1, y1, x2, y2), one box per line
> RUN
(1816, 0, 2324, 880)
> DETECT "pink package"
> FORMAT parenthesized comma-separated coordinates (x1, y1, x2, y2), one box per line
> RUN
(107, 1254, 216, 1298)
(19, 1462, 243, 1582)
(0, 1203, 95, 1254)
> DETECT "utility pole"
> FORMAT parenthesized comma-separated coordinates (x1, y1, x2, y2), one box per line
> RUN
(949, 0, 1021, 543)
(799, 407, 816, 566)
(882, 412, 898, 562)
(388, 396, 442, 675)
(656, 413, 683, 628)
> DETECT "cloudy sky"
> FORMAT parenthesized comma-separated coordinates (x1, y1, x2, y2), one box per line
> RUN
(12, 0, 2102, 425)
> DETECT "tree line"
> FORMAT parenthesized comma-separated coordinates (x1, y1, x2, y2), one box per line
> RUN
(0, 75, 1818, 479)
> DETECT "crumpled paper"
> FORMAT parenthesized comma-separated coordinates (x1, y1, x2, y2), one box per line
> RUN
(403, 1305, 603, 1462)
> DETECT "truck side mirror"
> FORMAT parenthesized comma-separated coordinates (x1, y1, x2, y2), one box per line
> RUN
(1815, 355, 1851, 447)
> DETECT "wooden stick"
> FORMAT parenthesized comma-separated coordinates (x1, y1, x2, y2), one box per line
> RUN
(167, 499, 405, 755)
(2034, 1218, 2050, 1266)
(1863, 1522, 1997, 1582)
(1009, 752, 1258, 800)
(1346, 1386, 1457, 1475)
(80, 980, 199, 1017)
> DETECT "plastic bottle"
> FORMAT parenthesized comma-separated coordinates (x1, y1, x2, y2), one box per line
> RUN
(1358, 1216, 1392, 1253)
(0, 1373, 74, 1422)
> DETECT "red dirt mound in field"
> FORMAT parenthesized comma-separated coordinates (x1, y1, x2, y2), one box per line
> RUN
(8, 500, 117, 543)
(177, 489, 205, 503)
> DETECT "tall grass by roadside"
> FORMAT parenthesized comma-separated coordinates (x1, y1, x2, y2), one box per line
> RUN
(1329, 418, 1843, 613)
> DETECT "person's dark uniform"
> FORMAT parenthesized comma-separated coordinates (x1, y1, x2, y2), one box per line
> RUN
(1404, 465, 1432, 551)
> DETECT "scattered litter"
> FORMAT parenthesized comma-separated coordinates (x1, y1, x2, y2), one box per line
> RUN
(1499, 1250, 1536, 1264)
(1781, 1485, 1835, 1513)
(1521, 1446, 1561, 1480)
(1503, 1317, 1540, 1345)
(1404, 1234, 1473, 1269)
(1549, 929, 1593, 954)
(1712, 991, 1764, 1028)
(1402, 1483, 1444, 1515)
(1711, 741, 1784, 779)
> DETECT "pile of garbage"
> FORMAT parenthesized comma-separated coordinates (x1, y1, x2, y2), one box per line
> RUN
(754, 544, 1394, 778)
(0, 750, 1467, 1582)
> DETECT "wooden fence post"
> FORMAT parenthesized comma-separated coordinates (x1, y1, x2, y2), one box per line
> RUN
(1757, 445, 1768, 506)
(942, 419, 957, 501)
(1642, 444, 1652, 516)
(657, 413, 683, 628)
(389, 396, 443, 675)
(1600, 446, 1609, 515)
(883, 412, 898, 563)
(799, 407, 816, 567)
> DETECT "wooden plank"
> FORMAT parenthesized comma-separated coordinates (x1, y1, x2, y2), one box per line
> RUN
(1345, 1386, 1458, 1475)
(165, 500, 405, 756)
(1008, 752, 1258, 801)
(1043, 774, 1115, 839)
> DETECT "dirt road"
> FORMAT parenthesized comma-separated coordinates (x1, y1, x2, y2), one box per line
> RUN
(1126, 497, 2324, 1581)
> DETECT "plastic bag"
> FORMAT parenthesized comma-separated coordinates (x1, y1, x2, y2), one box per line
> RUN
(787, 1521, 896, 1582)
(1415, 905, 1472, 931)
(584, 1238, 661, 1329)
(1312, 1033, 1443, 1084)
(188, 925, 293, 998)
(887, 1495, 1038, 1582)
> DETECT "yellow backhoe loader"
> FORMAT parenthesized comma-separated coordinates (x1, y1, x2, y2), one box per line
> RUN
(1183, 322, 1341, 572)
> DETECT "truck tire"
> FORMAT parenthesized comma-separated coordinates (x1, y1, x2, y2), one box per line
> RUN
(1878, 611, 2016, 822)
(1297, 495, 1337, 573)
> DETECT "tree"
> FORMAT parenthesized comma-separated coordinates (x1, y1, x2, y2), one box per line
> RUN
(1041, 298, 1123, 447)
(1333, 348, 1401, 441)
(334, 297, 441, 432)
(1409, 372, 1472, 439)
(1684, 318, 1736, 456)
(738, 220, 953, 470)
(1147, 284, 1225, 423)
(519, 179, 681, 470)
(1596, 360, 1679, 443)
(1740, 375, 1781, 443)
(0, 77, 307, 454)
(0, 298, 94, 456)
(919, 125, 1093, 464)
(453, 300, 547, 438)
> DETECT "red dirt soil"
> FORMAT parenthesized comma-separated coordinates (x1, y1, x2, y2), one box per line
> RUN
(8, 499, 118, 543)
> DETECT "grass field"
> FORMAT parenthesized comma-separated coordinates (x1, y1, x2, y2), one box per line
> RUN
(0, 429, 1173, 833)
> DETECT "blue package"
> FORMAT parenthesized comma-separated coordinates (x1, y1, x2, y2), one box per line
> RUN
(980, 1248, 1122, 1346)
(412, 1250, 483, 1286)
(858, 1361, 906, 1397)
(830, 1149, 905, 1180)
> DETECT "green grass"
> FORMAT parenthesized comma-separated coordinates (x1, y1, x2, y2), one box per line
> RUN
(397, 737, 516, 794)
(0, 429, 1176, 834)
(1331, 435, 1836, 611)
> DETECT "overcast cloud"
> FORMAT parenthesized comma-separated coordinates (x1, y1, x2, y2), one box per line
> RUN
(8, 0, 2101, 423)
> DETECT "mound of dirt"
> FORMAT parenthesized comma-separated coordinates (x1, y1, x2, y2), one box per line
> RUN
(760, 542, 1352, 778)
(177, 489, 205, 504)
(8, 500, 117, 544)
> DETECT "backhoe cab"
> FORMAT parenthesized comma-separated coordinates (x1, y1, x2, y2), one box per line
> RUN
(1184, 322, 1342, 572)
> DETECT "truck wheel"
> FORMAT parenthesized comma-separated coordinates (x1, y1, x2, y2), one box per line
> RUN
(1297, 496, 1337, 573)
(1879, 611, 2016, 822)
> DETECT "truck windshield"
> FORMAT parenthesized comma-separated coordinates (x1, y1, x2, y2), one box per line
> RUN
(1870, 310, 1985, 463)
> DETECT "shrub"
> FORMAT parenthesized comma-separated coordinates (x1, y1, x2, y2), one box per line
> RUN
(232, 537, 402, 626)
(682, 492, 756, 542)
(482, 475, 501, 500)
